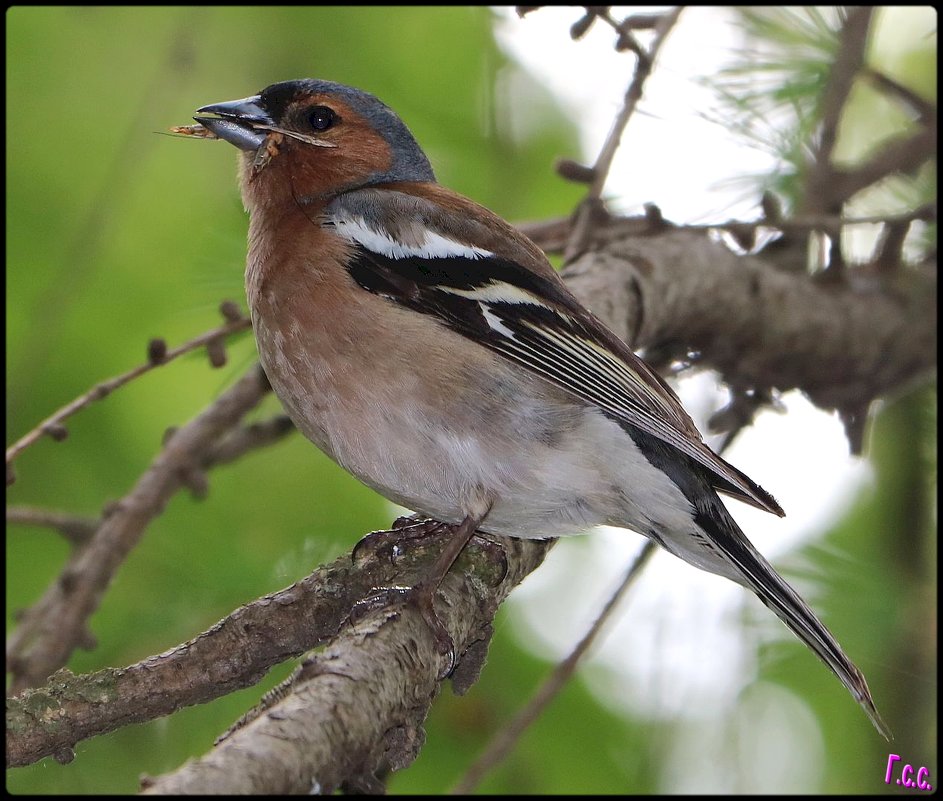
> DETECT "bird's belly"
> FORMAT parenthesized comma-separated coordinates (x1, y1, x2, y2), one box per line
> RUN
(270, 372, 615, 538)
(251, 281, 695, 542)
(253, 309, 625, 539)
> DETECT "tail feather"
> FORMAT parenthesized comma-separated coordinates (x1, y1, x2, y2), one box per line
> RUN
(619, 423, 889, 736)
(693, 505, 892, 740)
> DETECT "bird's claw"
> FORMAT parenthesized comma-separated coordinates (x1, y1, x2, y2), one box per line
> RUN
(351, 519, 449, 566)
(349, 583, 456, 677)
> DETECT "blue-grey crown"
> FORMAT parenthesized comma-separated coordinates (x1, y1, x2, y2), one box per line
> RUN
(259, 79, 436, 185)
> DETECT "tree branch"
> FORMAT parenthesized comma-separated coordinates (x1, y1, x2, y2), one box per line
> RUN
(7, 529, 551, 770)
(135, 536, 548, 793)
(564, 6, 683, 262)
(551, 217, 936, 416)
(519, 206, 937, 252)
(5, 304, 251, 482)
(6, 366, 273, 694)
(862, 65, 937, 125)
(830, 123, 937, 203)
(5, 506, 100, 546)
(452, 540, 656, 794)
(801, 6, 874, 216)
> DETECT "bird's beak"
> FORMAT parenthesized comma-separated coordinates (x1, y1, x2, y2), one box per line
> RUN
(194, 95, 272, 151)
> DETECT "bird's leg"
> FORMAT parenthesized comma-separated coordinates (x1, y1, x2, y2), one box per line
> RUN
(404, 510, 489, 669)
(350, 508, 490, 675)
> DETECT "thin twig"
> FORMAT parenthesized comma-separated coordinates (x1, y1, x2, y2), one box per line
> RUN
(204, 415, 295, 465)
(830, 125, 937, 203)
(563, 6, 684, 263)
(451, 541, 657, 794)
(6, 506, 100, 546)
(691, 208, 935, 235)
(4, 419, 294, 547)
(862, 66, 937, 125)
(801, 6, 873, 216)
(11, 9, 207, 408)
(5, 309, 251, 477)
(518, 205, 936, 255)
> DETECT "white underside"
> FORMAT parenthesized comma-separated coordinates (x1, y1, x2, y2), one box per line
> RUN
(261, 333, 695, 542)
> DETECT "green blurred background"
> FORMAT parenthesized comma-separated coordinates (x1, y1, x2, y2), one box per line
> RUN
(6, 6, 936, 794)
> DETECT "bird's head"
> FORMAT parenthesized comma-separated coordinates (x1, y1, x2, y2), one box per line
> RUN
(193, 79, 435, 211)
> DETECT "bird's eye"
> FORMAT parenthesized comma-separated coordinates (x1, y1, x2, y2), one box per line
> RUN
(307, 106, 337, 132)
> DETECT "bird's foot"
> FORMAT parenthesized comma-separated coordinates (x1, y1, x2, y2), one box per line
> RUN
(350, 512, 491, 679)
(351, 517, 449, 566)
(349, 581, 456, 676)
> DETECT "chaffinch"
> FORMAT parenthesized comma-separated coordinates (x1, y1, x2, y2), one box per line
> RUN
(189, 78, 888, 737)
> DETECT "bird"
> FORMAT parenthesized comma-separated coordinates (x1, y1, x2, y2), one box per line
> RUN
(189, 78, 889, 738)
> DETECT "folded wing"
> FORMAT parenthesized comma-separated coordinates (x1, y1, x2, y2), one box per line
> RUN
(326, 188, 785, 517)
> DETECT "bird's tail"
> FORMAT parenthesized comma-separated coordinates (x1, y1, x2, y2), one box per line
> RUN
(694, 502, 892, 740)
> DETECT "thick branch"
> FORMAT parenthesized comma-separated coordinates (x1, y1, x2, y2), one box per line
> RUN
(139, 536, 550, 794)
(548, 219, 936, 413)
(7, 530, 550, 771)
(453, 540, 657, 794)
